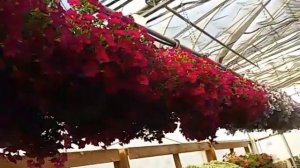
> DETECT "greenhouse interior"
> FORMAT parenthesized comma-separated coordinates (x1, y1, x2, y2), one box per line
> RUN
(2, 0, 300, 167)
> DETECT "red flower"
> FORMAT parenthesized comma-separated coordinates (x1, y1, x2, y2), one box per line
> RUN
(102, 64, 119, 78)
(209, 90, 218, 99)
(115, 30, 127, 36)
(128, 29, 141, 38)
(96, 13, 107, 20)
(82, 13, 95, 21)
(87, 0, 99, 6)
(137, 75, 149, 86)
(187, 72, 198, 83)
(82, 60, 99, 77)
(192, 86, 205, 95)
(95, 45, 110, 63)
(102, 32, 116, 47)
(68, 0, 81, 7)
(132, 51, 148, 67)
(3, 37, 18, 57)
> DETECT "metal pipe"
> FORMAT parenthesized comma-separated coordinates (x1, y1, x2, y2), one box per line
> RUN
(281, 133, 297, 168)
(257, 140, 263, 153)
(105, 0, 119, 7)
(247, 132, 259, 154)
(257, 133, 278, 141)
(165, 6, 259, 67)
(147, 28, 203, 57)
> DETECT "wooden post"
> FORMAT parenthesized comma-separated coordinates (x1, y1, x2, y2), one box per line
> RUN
(114, 161, 120, 168)
(118, 149, 130, 168)
(173, 154, 182, 168)
(205, 145, 217, 162)
(229, 148, 234, 154)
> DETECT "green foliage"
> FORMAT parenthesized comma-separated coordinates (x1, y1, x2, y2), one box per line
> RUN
(293, 156, 300, 167)
(224, 153, 273, 168)
(187, 161, 241, 168)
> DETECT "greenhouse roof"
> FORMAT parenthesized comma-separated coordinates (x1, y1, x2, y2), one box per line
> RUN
(101, 0, 300, 98)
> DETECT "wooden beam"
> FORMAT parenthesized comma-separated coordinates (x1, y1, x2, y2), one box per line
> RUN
(66, 149, 120, 167)
(0, 149, 120, 168)
(213, 140, 250, 150)
(128, 142, 210, 159)
(0, 159, 48, 168)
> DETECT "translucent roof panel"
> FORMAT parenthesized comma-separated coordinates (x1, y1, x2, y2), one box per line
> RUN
(104, 0, 300, 95)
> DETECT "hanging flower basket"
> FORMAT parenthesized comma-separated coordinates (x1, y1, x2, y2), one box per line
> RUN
(0, 0, 269, 166)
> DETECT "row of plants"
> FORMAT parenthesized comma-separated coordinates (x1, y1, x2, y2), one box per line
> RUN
(224, 153, 273, 168)
(188, 153, 274, 168)
(1, 0, 300, 167)
(187, 161, 241, 168)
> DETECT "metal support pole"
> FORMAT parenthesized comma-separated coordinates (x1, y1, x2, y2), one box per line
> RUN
(281, 133, 297, 168)
(114, 0, 134, 10)
(257, 140, 263, 153)
(247, 132, 259, 154)
(164, 6, 258, 67)
(106, 0, 119, 7)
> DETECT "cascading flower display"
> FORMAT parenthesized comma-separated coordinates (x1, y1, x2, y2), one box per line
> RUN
(0, 0, 269, 167)
(227, 88, 300, 133)
(150, 49, 268, 140)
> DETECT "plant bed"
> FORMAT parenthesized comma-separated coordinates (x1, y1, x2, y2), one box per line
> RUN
(187, 161, 241, 168)
(224, 153, 273, 168)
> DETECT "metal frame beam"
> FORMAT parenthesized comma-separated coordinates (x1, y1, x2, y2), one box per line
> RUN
(165, 6, 258, 67)
(141, 0, 174, 17)
(216, 0, 271, 63)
